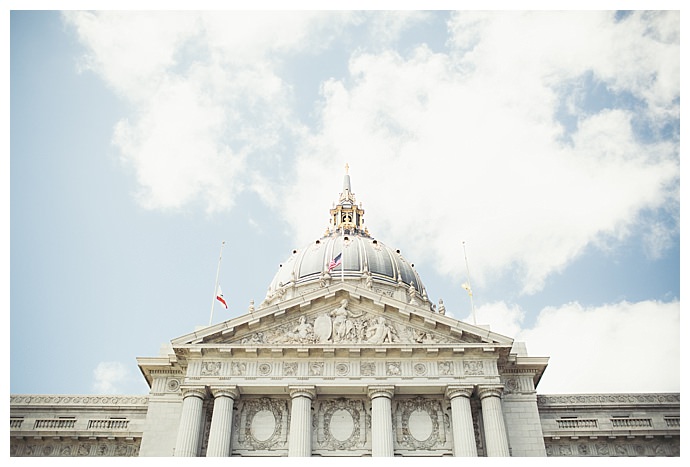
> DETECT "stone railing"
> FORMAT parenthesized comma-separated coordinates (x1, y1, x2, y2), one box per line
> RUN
(33, 419, 77, 429)
(87, 419, 130, 430)
(556, 418, 598, 429)
(610, 418, 652, 428)
(665, 417, 680, 428)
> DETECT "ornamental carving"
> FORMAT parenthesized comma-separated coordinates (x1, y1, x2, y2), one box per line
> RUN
(258, 363, 272, 376)
(166, 379, 180, 392)
(283, 362, 298, 376)
(438, 361, 453, 376)
(231, 362, 246, 376)
(335, 363, 350, 376)
(235, 301, 451, 345)
(386, 362, 401, 376)
(413, 363, 428, 376)
(234, 398, 289, 451)
(360, 362, 376, 376)
(315, 398, 368, 450)
(200, 361, 221, 376)
(309, 362, 324, 376)
(463, 360, 484, 375)
(393, 397, 448, 450)
(544, 438, 680, 457)
(537, 393, 681, 407)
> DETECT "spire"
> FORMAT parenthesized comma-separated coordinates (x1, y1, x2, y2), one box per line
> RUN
(328, 164, 369, 236)
(340, 162, 354, 203)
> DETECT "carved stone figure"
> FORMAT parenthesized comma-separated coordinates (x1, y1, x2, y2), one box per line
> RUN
(320, 271, 332, 287)
(368, 316, 393, 344)
(437, 298, 446, 315)
(330, 299, 363, 342)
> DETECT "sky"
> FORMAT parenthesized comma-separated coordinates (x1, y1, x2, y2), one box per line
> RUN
(7, 3, 683, 397)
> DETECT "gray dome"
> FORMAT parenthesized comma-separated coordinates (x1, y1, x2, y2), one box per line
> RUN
(268, 232, 426, 295)
(259, 167, 431, 311)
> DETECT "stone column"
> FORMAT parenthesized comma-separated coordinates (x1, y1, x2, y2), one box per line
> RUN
(206, 386, 240, 457)
(174, 386, 207, 457)
(477, 384, 510, 456)
(446, 385, 477, 457)
(288, 386, 316, 457)
(368, 385, 395, 457)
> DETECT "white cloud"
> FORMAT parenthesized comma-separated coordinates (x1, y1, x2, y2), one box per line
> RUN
(92, 361, 133, 394)
(460, 299, 680, 394)
(62, 11, 355, 213)
(283, 11, 679, 294)
(63, 11, 679, 294)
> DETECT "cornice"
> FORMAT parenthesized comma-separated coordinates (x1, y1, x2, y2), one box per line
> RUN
(9, 395, 149, 406)
(537, 393, 680, 408)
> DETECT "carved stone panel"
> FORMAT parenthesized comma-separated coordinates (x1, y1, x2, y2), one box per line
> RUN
(314, 398, 369, 453)
(233, 397, 289, 453)
(393, 396, 451, 453)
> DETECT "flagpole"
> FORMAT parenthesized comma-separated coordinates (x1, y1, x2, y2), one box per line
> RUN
(209, 241, 225, 326)
(462, 241, 477, 325)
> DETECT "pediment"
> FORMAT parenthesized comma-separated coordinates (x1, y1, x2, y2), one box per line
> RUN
(171, 283, 513, 349)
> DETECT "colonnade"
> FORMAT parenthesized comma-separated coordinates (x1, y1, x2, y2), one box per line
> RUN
(174, 383, 510, 457)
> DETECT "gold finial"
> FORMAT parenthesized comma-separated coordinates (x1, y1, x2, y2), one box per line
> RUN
(345, 162, 349, 174)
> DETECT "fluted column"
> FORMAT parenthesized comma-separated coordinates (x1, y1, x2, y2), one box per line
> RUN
(288, 386, 316, 457)
(368, 385, 395, 457)
(206, 386, 240, 457)
(477, 384, 510, 456)
(446, 385, 477, 456)
(174, 386, 207, 457)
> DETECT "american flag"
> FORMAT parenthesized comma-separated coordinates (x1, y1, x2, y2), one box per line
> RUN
(328, 253, 342, 272)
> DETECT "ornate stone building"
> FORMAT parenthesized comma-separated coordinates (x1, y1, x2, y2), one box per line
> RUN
(10, 170, 680, 457)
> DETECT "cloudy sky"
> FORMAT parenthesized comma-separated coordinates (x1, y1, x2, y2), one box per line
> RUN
(9, 5, 681, 396)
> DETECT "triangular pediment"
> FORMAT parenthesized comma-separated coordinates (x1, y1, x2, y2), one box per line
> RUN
(171, 283, 513, 349)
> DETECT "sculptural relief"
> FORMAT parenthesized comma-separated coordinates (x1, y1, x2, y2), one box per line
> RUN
(234, 300, 453, 346)
(394, 397, 448, 451)
(235, 398, 289, 451)
(315, 398, 368, 451)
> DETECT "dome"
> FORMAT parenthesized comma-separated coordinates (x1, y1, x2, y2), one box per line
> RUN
(260, 166, 431, 311)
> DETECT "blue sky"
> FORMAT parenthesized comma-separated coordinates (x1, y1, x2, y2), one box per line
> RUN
(8, 6, 681, 396)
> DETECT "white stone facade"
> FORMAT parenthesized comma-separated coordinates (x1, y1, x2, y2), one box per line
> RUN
(9, 172, 679, 457)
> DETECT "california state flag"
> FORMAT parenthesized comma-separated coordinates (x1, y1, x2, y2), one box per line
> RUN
(216, 285, 228, 309)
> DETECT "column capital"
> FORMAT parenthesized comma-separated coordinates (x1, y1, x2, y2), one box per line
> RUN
(210, 385, 240, 400)
(446, 384, 475, 400)
(289, 385, 316, 400)
(476, 384, 504, 400)
(368, 385, 395, 400)
(180, 385, 207, 400)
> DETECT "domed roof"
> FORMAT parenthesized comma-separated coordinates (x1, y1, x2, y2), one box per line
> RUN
(260, 166, 431, 310)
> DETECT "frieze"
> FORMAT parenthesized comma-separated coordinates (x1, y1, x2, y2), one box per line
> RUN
(9, 395, 149, 406)
(538, 394, 680, 407)
(10, 439, 140, 457)
(544, 438, 680, 457)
